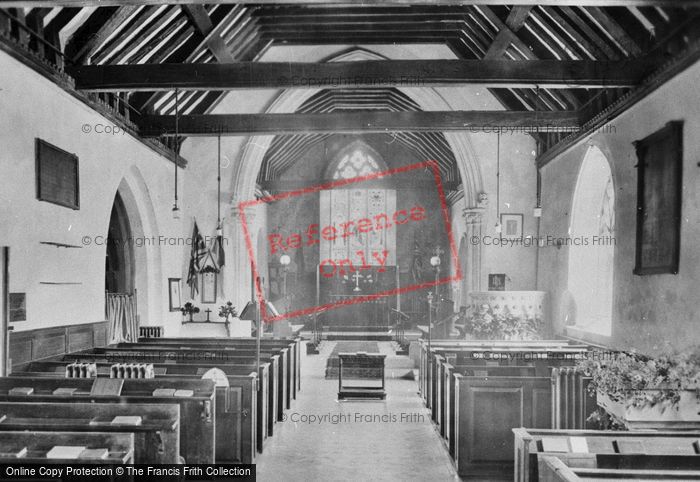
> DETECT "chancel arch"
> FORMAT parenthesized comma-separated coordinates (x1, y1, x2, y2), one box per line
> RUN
(567, 145, 615, 337)
(226, 48, 485, 314)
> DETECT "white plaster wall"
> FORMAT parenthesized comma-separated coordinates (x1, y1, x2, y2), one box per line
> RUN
(538, 59, 700, 354)
(0, 52, 185, 334)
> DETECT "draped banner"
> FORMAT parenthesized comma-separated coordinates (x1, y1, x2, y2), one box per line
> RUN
(187, 221, 207, 298)
(107, 293, 137, 343)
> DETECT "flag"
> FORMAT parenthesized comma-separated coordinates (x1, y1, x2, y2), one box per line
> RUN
(187, 221, 207, 298)
(211, 225, 226, 299)
(212, 231, 225, 269)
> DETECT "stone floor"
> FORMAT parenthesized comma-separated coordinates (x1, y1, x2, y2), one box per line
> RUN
(256, 341, 460, 482)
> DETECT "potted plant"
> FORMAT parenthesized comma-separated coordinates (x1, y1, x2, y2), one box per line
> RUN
(577, 347, 700, 430)
(218, 301, 238, 322)
(218, 301, 238, 337)
(180, 302, 200, 323)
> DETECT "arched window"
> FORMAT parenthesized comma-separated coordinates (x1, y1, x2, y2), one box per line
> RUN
(331, 147, 381, 179)
(567, 146, 615, 336)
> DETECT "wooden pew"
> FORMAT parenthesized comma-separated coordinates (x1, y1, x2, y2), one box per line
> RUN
(421, 341, 589, 428)
(452, 373, 552, 479)
(514, 428, 700, 482)
(0, 376, 216, 464)
(17, 358, 267, 458)
(421, 342, 587, 432)
(0, 431, 134, 463)
(421, 340, 593, 478)
(131, 337, 302, 398)
(418, 340, 588, 403)
(54, 346, 284, 438)
(538, 454, 700, 481)
(69, 345, 292, 412)
(0, 401, 179, 463)
(115, 339, 295, 416)
(440, 364, 537, 450)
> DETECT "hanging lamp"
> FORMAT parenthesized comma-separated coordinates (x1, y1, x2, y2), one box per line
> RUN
(172, 88, 181, 220)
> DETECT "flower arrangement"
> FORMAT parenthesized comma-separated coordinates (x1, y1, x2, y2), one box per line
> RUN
(465, 303, 542, 340)
(180, 302, 200, 323)
(218, 301, 238, 322)
(576, 347, 700, 409)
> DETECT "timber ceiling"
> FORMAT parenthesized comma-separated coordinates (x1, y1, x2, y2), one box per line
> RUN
(258, 88, 460, 183)
(2, 3, 699, 179)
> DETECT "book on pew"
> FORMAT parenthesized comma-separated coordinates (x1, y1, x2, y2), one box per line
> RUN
(174, 389, 194, 397)
(569, 437, 589, 453)
(541, 437, 570, 453)
(90, 378, 124, 397)
(0, 447, 27, 458)
(53, 387, 78, 396)
(152, 388, 176, 397)
(8, 387, 33, 396)
(78, 448, 109, 460)
(46, 446, 86, 459)
(111, 416, 142, 426)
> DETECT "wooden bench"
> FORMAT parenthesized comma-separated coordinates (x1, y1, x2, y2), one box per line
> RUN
(452, 373, 552, 479)
(116, 339, 295, 417)
(440, 364, 537, 449)
(17, 358, 265, 459)
(0, 376, 216, 463)
(538, 454, 700, 481)
(70, 344, 292, 412)
(0, 401, 179, 463)
(57, 345, 283, 448)
(130, 337, 302, 397)
(514, 428, 700, 482)
(420, 340, 593, 479)
(419, 340, 589, 405)
(0, 431, 134, 463)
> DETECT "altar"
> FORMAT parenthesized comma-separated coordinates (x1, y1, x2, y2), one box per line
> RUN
(318, 265, 396, 331)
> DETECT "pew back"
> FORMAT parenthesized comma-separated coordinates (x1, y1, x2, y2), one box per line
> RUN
(514, 428, 700, 482)
(0, 431, 134, 463)
(0, 376, 215, 463)
(0, 401, 179, 463)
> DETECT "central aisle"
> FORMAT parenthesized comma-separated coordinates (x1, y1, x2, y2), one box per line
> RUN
(256, 341, 460, 481)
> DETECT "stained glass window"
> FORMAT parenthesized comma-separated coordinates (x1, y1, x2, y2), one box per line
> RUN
(332, 149, 381, 180)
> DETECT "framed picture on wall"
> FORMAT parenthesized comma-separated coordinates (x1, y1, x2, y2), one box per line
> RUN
(9, 293, 26, 322)
(500, 213, 523, 239)
(201, 268, 217, 304)
(488, 274, 506, 291)
(168, 278, 181, 312)
(633, 121, 683, 275)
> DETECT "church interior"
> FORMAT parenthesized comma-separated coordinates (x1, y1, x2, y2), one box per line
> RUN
(1, 0, 700, 480)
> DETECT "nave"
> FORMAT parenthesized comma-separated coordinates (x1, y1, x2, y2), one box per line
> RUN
(256, 341, 459, 481)
(2, 0, 700, 480)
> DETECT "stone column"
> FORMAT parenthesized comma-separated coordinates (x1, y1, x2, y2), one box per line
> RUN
(227, 203, 257, 310)
(462, 207, 485, 296)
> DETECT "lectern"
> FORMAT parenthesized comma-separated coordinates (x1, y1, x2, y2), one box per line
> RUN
(337, 352, 386, 400)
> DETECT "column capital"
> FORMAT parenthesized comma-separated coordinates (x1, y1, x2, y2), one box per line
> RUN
(462, 207, 485, 226)
(230, 204, 256, 223)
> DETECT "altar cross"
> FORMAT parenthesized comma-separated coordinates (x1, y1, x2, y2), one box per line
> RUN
(352, 271, 362, 292)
